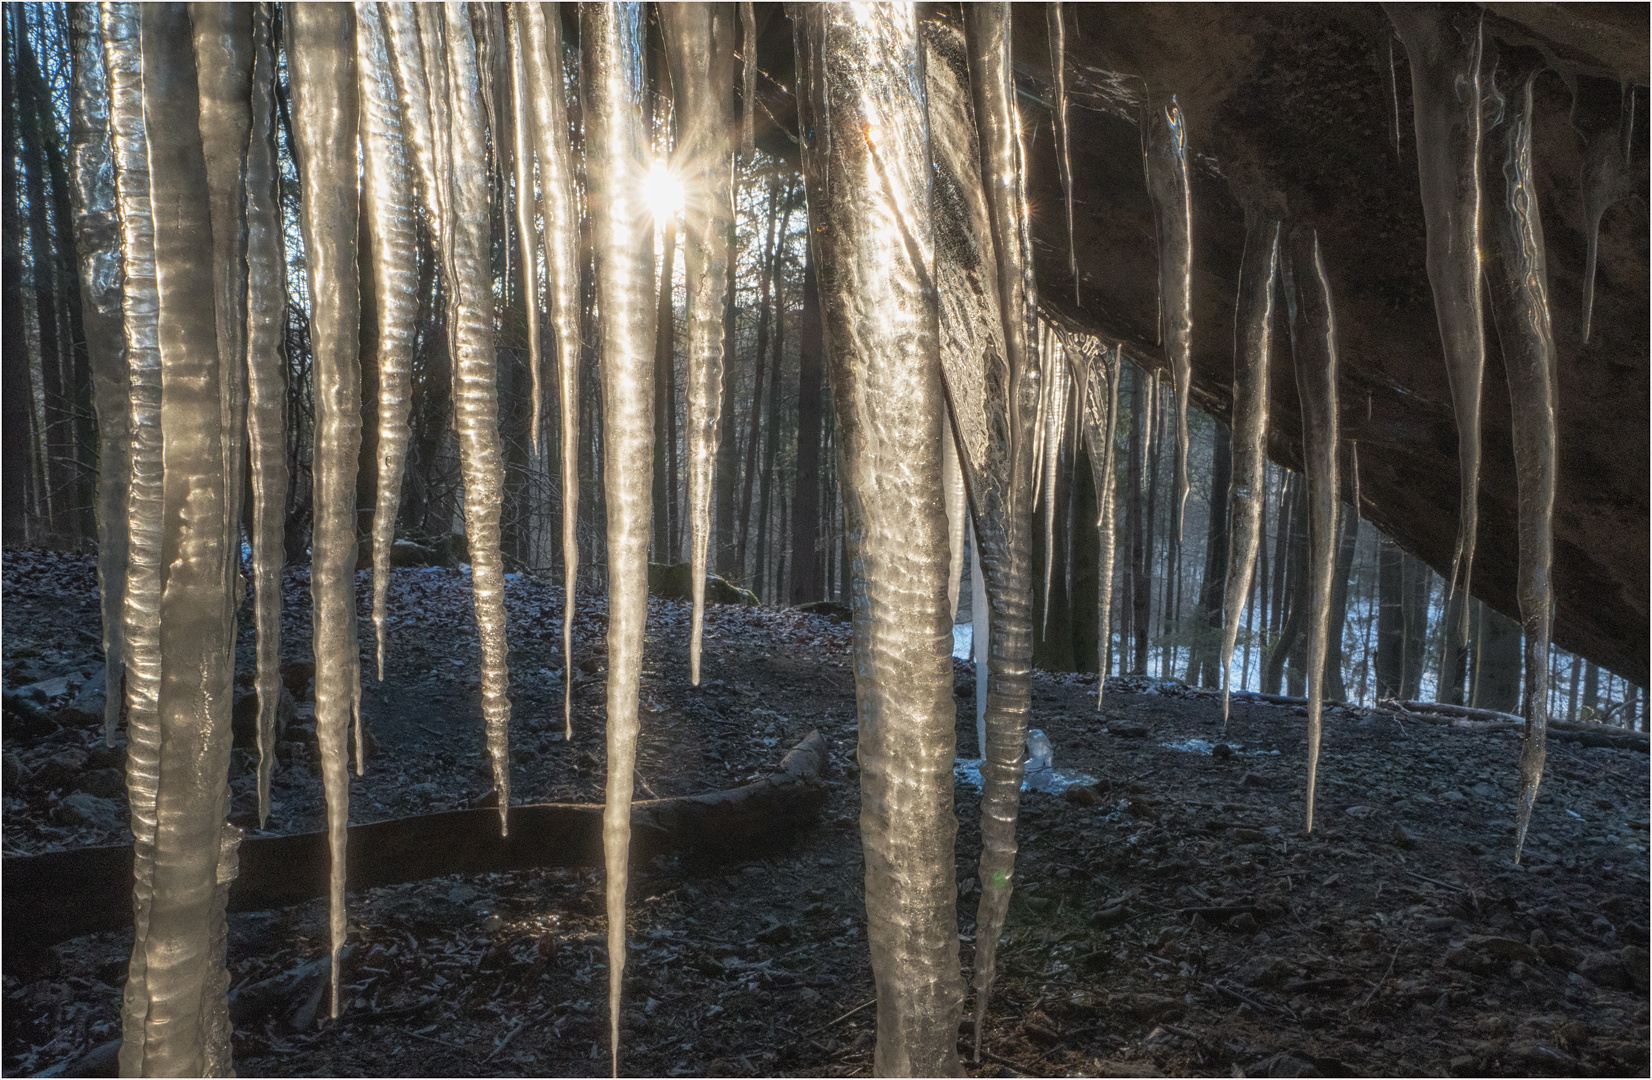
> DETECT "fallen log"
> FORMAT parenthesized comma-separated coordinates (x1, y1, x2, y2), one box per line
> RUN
(1369, 704, 1647, 753)
(1383, 698, 1648, 740)
(5, 731, 829, 949)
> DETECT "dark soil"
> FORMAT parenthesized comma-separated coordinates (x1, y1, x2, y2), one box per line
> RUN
(4, 549, 1648, 1077)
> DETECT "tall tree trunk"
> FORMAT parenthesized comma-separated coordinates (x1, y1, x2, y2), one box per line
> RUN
(653, 216, 678, 562)
(754, 235, 788, 601)
(1191, 421, 1231, 687)
(788, 253, 823, 605)
(1582, 659, 1600, 719)
(1323, 500, 1358, 701)
(1125, 367, 1149, 674)
(736, 181, 792, 576)
(1070, 435, 1099, 673)
(1375, 535, 1405, 698)
(2, 21, 35, 545)
(1265, 479, 1306, 696)
(1399, 554, 1432, 700)
(1438, 586, 1470, 704)
(1472, 601, 1523, 713)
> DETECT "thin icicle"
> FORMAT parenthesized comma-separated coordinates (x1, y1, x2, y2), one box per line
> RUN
(1096, 344, 1122, 705)
(1386, 34, 1403, 160)
(359, 2, 419, 685)
(1388, 3, 1485, 645)
(740, 1, 757, 160)
(67, 6, 128, 749)
(506, 9, 543, 450)
(1046, 2, 1077, 300)
(662, 3, 736, 686)
(245, 5, 286, 828)
(519, 2, 584, 725)
(1483, 43, 1557, 860)
(1040, 325, 1068, 635)
(581, 6, 656, 1072)
(382, 4, 442, 241)
(1285, 226, 1340, 834)
(102, 7, 164, 1070)
(800, 8, 963, 1071)
(962, 3, 1043, 1058)
(1579, 94, 1636, 344)
(944, 425, 968, 621)
(970, 518, 989, 754)
(288, 3, 361, 1020)
(1145, 96, 1193, 546)
(442, 6, 513, 835)
(139, 6, 244, 1070)
(1220, 215, 1280, 725)
(1075, 340, 1118, 709)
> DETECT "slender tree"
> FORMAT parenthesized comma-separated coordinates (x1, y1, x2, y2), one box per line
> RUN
(788, 253, 824, 604)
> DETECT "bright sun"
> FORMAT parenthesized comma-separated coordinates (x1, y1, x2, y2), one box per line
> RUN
(644, 160, 684, 221)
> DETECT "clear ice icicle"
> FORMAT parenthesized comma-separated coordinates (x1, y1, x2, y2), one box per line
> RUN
(441, 6, 513, 835)
(663, 3, 736, 686)
(1096, 345, 1122, 705)
(581, 5, 656, 1071)
(1483, 44, 1557, 860)
(519, 1, 585, 723)
(382, 4, 443, 242)
(944, 423, 968, 621)
(66, 6, 128, 748)
(288, 3, 361, 1020)
(1040, 325, 1068, 636)
(140, 6, 243, 1069)
(505, 9, 543, 451)
(1285, 226, 1340, 833)
(800, 7, 963, 1071)
(740, 1, 757, 160)
(359, 2, 419, 684)
(1220, 215, 1280, 724)
(1388, 3, 1485, 644)
(1146, 96, 1193, 545)
(1046, 1, 1078, 300)
(245, 4, 287, 827)
(1076, 340, 1120, 709)
(1578, 94, 1637, 344)
(102, 7, 164, 1068)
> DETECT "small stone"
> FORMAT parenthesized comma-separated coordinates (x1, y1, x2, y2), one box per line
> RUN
(1064, 784, 1102, 807)
(1344, 805, 1377, 819)
(1211, 742, 1234, 760)
(2, 754, 24, 788)
(1391, 823, 1417, 849)
(1529, 928, 1551, 948)
(63, 666, 107, 722)
(1227, 911, 1259, 934)
(1240, 772, 1266, 788)
(1577, 951, 1632, 990)
(446, 884, 479, 905)
(33, 748, 88, 790)
(58, 792, 123, 832)
(78, 768, 125, 800)
(481, 913, 505, 933)
(1440, 790, 1467, 804)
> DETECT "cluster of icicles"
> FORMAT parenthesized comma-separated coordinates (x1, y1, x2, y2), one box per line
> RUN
(65, 2, 1563, 1075)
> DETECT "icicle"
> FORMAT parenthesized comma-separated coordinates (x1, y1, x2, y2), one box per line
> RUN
(961, 2, 1043, 1059)
(662, 4, 735, 687)
(799, 8, 963, 1072)
(1096, 344, 1122, 705)
(67, 6, 128, 748)
(582, 5, 656, 1072)
(1040, 325, 1068, 635)
(102, 6, 163, 1070)
(518, 2, 584, 727)
(441, 6, 513, 835)
(135, 5, 243, 1070)
(245, 4, 286, 829)
(970, 518, 989, 754)
(1483, 44, 1557, 860)
(1578, 93, 1636, 344)
(1285, 226, 1340, 834)
(1076, 340, 1119, 709)
(1386, 33, 1403, 161)
(1348, 439, 1361, 522)
(359, 2, 419, 685)
(740, 1, 757, 160)
(1046, 1, 1078, 300)
(382, 5, 441, 240)
(1145, 96, 1193, 545)
(1220, 215, 1280, 725)
(288, 3, 361, 1021)
(1388, 3, 1485, 645)
(505, 9, 543, 451)
(944, 424, 968, 621)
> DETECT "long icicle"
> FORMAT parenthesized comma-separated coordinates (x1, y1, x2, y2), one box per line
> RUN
(1046, 1, 1077, 300)
(66, 6, 128, 749)
(962, 2, 1043, 1057)
(1075, 340, 1118, 709)
(519, 1, 584, 725)
(102, 7, 164, 1070)
(1387, 3, 1485, 646)
(1483, 43, 1557, 860)
(662, 3, 736, 686)
(1040, 323, 1067, 636)
(800, 7, 963, 1071)
(1285, 225, 1340, 833)
(943, 423, 968, 621)
(359, 2, 419, 685)
(1578, 92, 1636, 344)
(188, 9, 255, 1067)
(245, 3, 287, 828)
(382, 4, 441, 240)
(1219, 215, 1280, 724)
(1146, 96, 1193, 546)
(740, 0, 757, 160)
(581, 5, 656, 1071)
(288, 2, 361, 1021)
(1096, 344, 1122, 706)
(139, 6, 242, 1070)
(505, 8, 543, 451)
(442, 6, 513, 835)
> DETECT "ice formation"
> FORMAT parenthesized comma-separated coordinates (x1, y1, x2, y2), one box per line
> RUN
(1284, 226, 1340, 832)
(1146, 96, 1193, 547)
(1388, 3, 1486, 644)
(1220, 215, 1280, 724)
(1482, 43, 1557, 859)
(1075, 339, 1121, 709)
(799, 7, 963, 1073)
(581, 5, 657, 1069)
(1046, 1, 1078, 299)
(1579, 90, 1637, 344)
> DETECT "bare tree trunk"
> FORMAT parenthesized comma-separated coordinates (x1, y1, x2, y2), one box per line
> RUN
(1375, 535, 1405, 698)
(1438, 587, 1470, 704)
(754, 230, 788, 602)
(1400, 554, 1432, 700)
(1582, 660, 1600, 720)
(2, 23, 36, 546)
(1323, 501, 1358, 701)
(1191, 421, 1231, 687)
(736, 181, 793, 577)
(1125, 367, 1149, 675)
(1473, 601, 1524, 713)
(788, 254, 823, 605)
(1265, 478, 1305, 695)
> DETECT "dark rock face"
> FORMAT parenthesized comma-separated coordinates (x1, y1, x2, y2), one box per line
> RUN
(756, 4, 1647, 683)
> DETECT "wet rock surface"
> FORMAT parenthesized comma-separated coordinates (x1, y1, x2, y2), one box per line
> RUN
(4, 550, 1648, 1076)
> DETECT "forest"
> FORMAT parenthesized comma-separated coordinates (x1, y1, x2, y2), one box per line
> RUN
(1, 2, 1648, 1078)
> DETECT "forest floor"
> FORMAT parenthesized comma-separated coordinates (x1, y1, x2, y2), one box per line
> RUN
(3, 548, 1649, 1078)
